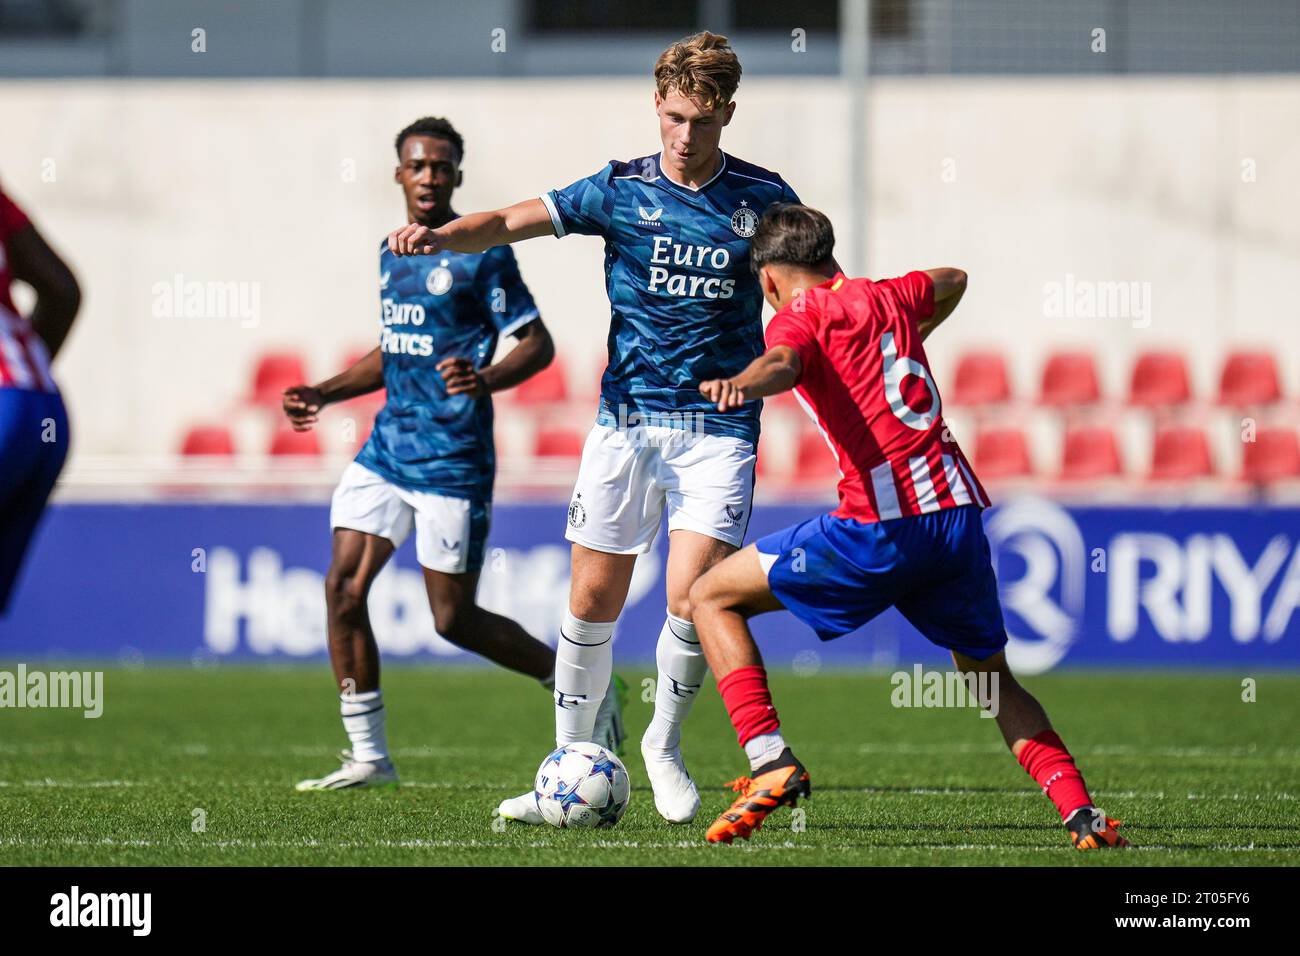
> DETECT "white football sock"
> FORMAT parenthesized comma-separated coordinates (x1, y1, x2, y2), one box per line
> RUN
(643, 613, 707, 754)
(340, 689, 388, 763)
(744, 732, 788, 772)
(554, 612, 614, 746)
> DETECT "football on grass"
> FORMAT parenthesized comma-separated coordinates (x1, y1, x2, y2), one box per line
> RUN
(534, 742, 631, 829)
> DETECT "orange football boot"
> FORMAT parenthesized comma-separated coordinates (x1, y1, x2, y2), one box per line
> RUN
(1067, 806, 1130, 849)
(706, 755, 811, 845)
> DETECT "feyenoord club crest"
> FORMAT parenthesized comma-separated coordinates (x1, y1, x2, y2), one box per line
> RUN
(567, 496, 587, 529)
(426, 263, 453, 296)
(730, 202, 758, 238)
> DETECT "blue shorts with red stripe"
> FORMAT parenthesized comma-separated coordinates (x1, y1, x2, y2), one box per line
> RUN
(0, 387, 68, 613)
(755, 503, 1007, 660)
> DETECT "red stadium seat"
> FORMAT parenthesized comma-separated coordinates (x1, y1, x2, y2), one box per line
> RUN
(1059, 426, 1123, 480)
(949, 351, 1012, 407)
(533, 426, 585, 459)
(510, 356, 569, 405)
(269, 426, 321, 457)
(1217, 351, 1282, 406)
(973, 427, 1033, 479)
(1241, 428, 1300, 484)
(794, 427, 841, 484)
(1128, 350, 1192, 408)
(180, 424, 235, 457)
(1148, 426, 1214, 481)
(1039, 351, 1101, 408)
(251, 351, 309, 407)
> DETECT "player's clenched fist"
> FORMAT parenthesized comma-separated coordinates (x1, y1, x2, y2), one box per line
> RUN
(282, 385, 324, 431)
(699, 378, 747, 412)
(387, 222, 446, 257)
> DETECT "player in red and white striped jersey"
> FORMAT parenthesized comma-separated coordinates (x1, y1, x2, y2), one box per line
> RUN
(765, 259, 987, 524)
(691, 204, 1127, 850)
(0, 189, 59, 391)
(0, 180, 81, 614)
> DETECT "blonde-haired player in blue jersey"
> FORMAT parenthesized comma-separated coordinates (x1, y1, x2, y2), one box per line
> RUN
(390, 33, 825, 824)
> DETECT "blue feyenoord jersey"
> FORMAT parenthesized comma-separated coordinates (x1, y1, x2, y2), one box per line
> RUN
(540, 151, 799, 444)
(355, 240, 539, 499)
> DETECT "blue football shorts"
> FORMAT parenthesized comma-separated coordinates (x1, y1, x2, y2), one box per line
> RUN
(0, 387, 69, 612)
(755, 503, 1008, 661)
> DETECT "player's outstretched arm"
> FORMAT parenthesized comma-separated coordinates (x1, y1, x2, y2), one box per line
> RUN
(281, 347, 384, 431)
(699, 346, 803, 412)
(438, 319, 554, 400)
(7, 222, 81, 359)
(388, 199, 554, 257)
(919, 268, 967, 341)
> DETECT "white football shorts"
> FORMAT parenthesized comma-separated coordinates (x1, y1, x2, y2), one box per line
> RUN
(329, 461, 490, 574)
(564, 423, 757, 555)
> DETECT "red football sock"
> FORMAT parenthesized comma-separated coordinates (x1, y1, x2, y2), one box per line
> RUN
(716, 665, 781, 748)
(1017, 729, 1093, 821)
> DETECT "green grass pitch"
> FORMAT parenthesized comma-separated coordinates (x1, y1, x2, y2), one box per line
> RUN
(1, 665, 1297, 866)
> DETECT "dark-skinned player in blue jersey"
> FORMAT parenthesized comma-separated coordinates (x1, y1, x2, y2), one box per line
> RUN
(285, 118, 623, 791)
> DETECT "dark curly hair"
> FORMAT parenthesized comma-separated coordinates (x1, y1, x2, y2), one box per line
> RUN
(749, 203, 836, 276)
(394, 117, 464, 163)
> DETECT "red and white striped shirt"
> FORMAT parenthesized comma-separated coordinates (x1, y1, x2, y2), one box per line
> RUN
(765, 270, 988, 524)
(0, 185, 57, 392)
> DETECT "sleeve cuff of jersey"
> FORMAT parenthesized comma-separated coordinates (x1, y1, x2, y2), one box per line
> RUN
(916, 270, 936, 319)
(539, 192, 566, 238)
(765, 336, 814, 372)
(499, 310, 540, 339)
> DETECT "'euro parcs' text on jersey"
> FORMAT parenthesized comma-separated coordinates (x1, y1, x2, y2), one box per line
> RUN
(765, 271, 990, 524)
(354, 240, 539, 500)
(540, 152, 799, 445)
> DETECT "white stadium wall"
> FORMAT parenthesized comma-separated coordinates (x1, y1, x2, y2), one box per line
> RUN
(1, 75, 1297, 474)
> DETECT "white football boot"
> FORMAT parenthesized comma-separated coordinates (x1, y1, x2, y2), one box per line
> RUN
(496, 790, 545, 825)
(295, 750, 398, 791)
(641, 735, 701, 823)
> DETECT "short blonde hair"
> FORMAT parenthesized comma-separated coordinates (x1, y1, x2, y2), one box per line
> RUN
(654, 31, 741, 112)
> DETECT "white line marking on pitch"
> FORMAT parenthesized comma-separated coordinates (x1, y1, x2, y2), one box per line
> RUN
(0, 780, 139, 788)
(0, 836, 1290, 854)
(859, 787, 1297, 800)
(0, 780, 1292, 801)
(854, 742, 1300, 759)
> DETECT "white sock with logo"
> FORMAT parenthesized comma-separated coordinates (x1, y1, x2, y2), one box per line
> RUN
(340, 689, 388, 763)
(643, 613, 707, 754)
(554, 612, 614, 746)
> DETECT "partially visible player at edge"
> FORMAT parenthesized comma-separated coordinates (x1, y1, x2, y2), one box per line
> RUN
(389, 33, 811, 824)
(285, 118, 615, 791)
(0, 178, 81, 618)
(692, 204, 1128, 849)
